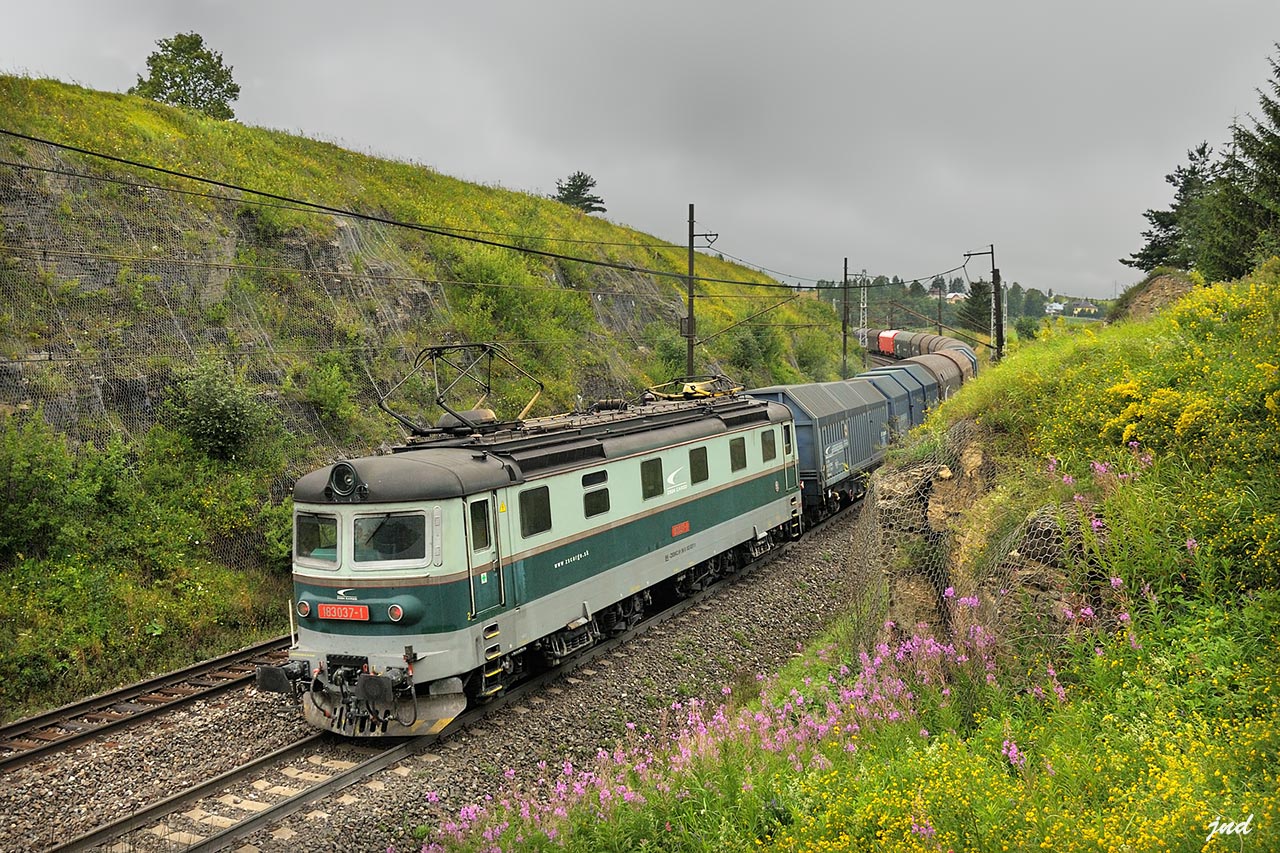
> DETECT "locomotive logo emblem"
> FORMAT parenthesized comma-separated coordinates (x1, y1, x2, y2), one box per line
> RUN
(336, 588, 359, 601)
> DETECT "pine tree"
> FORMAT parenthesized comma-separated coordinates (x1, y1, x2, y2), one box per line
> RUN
(553, 172, 606, 213)
(1230, 46, 1280, 262)
(1121, 143, 1214, 272)
(957, 280, 991, 332)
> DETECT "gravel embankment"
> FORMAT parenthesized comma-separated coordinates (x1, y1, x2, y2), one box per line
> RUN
(1, 514, 858, 853)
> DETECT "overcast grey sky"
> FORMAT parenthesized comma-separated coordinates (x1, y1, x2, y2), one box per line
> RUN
(3, 1, 1279, 299)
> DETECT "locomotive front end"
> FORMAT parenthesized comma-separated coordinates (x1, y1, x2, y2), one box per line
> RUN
(257, 452, 509, 736)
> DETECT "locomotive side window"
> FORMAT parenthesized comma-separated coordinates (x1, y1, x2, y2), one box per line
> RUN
(354, 513, 427, 563)
(783, 424, 793, 455)
(761, 429, 777, 462)
(296, 513, 338, 565)
(730, 437, 747, 472)
(469, 499, 491, 552)
(641, 458, 664, 499)
(584, 488, 610, 518)
(519, 486, 553, 537)
(582, 470, 608, 487)
(690, 446, 709, 484)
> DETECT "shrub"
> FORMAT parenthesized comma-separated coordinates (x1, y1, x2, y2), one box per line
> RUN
(0, 411, 74, 563)
(171, 359, 270, 460)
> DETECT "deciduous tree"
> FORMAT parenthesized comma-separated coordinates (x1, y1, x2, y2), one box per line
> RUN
(129, 32, 240, 120)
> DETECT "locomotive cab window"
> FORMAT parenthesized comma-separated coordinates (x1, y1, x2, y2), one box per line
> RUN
(296, 513, 338, 565)
(519, 486, 553, 537)
(730, 437, 747, 472)
(761, 429, 777, 462)
(783, 424, 793, 455)
(641, 458, 664, 499)
(690, 446, 709, 484)
(354, 512, 427, 563)
(469, 499, 491, 552)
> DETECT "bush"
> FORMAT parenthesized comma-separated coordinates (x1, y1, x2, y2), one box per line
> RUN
(0, 412, 75, 564)
(172, 359, 270, 460)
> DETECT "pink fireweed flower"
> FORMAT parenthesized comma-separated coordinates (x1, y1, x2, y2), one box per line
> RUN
(1186, 538, 1199, 553)
(1063, 474, 1075, 485)
(1047, 456, 1059, 473)
(943, 586, 955, 598)
(1091, 517, 1105, 531)
(1118, 611, 1131, 623)
(1110, 577, 1123, 589)
(1001, 739, 1027, 768)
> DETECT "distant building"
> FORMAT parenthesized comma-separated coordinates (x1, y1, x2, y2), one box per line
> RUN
(1069, 301, 1099, 316)
(1045, 301, 1065, 315)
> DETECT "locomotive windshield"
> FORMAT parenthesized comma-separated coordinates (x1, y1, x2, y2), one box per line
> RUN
(296, 513, 338, 565)
(354, 512, 427, 563)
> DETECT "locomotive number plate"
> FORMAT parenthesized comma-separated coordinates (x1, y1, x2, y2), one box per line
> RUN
(317, 603, 370, 621)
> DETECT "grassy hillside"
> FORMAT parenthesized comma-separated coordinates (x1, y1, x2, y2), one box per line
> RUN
(0, 75, 842, 720)
(400, 265, 1279, 851)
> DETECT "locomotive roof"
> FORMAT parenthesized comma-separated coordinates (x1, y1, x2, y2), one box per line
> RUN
(294, 395, 790, 504)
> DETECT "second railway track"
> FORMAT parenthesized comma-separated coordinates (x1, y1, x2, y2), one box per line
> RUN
(0, 636, 290, 773)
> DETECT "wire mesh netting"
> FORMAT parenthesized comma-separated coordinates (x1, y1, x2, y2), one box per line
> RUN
(844, 420, 1100, 721)
(0, 139, 664, 499)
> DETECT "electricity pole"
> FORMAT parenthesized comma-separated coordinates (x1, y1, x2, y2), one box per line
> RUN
(964, 244, 1003, 362)
(841, 258, 849, 379)
(859, 268, 868, 371)
(685, 204, 717, 377)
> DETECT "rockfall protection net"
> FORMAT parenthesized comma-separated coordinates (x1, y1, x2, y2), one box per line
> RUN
(844, 420, 1102, 725)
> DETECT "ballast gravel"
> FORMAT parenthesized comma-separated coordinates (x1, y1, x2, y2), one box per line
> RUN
(0, 514, 858, 853)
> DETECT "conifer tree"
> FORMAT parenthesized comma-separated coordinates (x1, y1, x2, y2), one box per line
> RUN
(553, 172, 606, 213)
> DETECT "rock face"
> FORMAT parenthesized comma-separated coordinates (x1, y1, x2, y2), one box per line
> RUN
(1118, 273, 1195, 322)
(848, 420, 1084, 646)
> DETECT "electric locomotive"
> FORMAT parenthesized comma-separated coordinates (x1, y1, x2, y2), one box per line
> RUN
(258, 336, 977, 736)
(257, 356, 803, 736)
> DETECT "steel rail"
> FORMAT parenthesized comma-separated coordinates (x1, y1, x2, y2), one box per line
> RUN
(0, 635, 291, 772)
(47, 733, 326, 853)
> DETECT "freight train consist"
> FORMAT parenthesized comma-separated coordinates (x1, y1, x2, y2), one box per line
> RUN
(256, 332, 977, 736)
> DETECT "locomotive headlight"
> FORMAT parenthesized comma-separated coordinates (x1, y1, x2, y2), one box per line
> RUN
(296, 599, 312, 618)
(329, 462, 360, 498)
(387, 604, 404, 622)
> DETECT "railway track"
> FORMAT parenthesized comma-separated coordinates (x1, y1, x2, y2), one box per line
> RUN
(0, 635, 291, 773)
(37, 515, 848, 853)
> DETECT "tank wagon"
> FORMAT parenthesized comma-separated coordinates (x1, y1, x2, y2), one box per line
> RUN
(259, 335, 977, 736)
